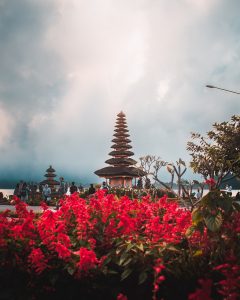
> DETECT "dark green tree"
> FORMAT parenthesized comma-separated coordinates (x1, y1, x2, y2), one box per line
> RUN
(187, 115, 240, 188)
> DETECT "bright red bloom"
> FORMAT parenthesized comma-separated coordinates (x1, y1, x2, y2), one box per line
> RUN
(214, 262, 240, 300)
(28, 248, 48, 274)
(117, 293, 128, 300)
(153, 258, 165, 300)
(76, 247, 98, 272)
(205, 178, 216, 188)
(54, 242, 71, 260)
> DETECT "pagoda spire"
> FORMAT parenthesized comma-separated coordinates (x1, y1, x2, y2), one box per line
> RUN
(40, 165, 60, 190)
(94, 112, 145, 188)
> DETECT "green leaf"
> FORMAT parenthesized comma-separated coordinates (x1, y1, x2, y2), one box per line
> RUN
(166, 245, 179, 252)
(126, 243, 135, 252)
(193, 249, 203, 257)
(195, 221, 205, 234)
(233, 201, 240, 211)
(102, 255, 111, 266)
(137, 243, 144, 252)
(122, 257, 132, 267)
(67, 267, 75, 276)
(138, 271, 148, 284)
(217, 198, 232, 212)
(192, 208, 203, 226)
(119, 252, 129, 266)
(204, 213, 223, 232)
(185, 226, 195, 237)
(116, 248, 122, 255)
(121, 268, 133, 281)
(106, 270, 118, 275)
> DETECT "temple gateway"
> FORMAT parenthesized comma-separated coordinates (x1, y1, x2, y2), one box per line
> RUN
(94, 111, 145, 188)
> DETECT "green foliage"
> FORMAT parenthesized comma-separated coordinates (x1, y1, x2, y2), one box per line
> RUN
(189, 189, 240, 233)
(187, 115, 240, 187)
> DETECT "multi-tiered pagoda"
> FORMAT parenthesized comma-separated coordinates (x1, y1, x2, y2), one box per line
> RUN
(40, 165, 60, 191)
(95, 111, 145, 188)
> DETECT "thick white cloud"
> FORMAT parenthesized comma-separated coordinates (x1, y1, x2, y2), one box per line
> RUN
(0, 0, 240, 183)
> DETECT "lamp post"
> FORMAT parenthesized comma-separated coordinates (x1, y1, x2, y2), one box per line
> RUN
(206, 85, 240, 95)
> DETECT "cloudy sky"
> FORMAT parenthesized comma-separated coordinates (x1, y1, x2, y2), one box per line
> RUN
(0, 0, 239, 185)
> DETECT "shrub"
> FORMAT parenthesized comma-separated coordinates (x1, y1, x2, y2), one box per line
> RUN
(0, 191, 239, 300)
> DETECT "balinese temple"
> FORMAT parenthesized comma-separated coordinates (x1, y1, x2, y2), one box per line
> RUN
(40, 165, 60, 191)
(95, 111, 145, 188)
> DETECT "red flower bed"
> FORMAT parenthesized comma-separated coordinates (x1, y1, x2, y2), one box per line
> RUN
(0, 191, 239, 300)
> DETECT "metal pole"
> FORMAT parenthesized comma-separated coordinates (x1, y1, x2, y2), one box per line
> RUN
(206, 85, 240, 95)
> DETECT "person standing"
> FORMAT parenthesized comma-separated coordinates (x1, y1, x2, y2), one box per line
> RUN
(14, 183, 20, 197)
(101, 181, 109, 192)
(58, 177, 66, 197)
(18, 181, 24, 198)
(20, 182, 29, 202)
(78, 184, 84, 192)
(88, 184, 96, 195)
(42, 184, 51, 203)
(236, 191, 240, 201)
(196, 189, 201, 201)
(70, 182, 78, 194)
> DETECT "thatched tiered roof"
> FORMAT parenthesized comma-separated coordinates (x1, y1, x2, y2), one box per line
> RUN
(40, 165, 60, 187)
(95, 111, 145, 178)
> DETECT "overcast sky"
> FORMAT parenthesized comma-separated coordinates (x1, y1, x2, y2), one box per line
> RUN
(0, 0, 239, 185)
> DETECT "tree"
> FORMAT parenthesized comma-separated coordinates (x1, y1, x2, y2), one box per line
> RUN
(167, 159, 187, 197)
(187, 115, 240, 188)
(139, 155, 169, 190)
(144, 178, 151, 189)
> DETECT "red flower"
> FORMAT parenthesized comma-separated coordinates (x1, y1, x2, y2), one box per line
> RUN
(214, 262, 240, 300)
(76, 247, 98, 272)
(153, 258, 165, 300)
(117, 293, 128, 300)
(205, 178, 216, 188)
(28, 248, 48, 274)
(54, 242, 71, 260)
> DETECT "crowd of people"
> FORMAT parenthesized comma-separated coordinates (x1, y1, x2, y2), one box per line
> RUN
(12, 179, 109, 204)
(11, 179, 240, 206)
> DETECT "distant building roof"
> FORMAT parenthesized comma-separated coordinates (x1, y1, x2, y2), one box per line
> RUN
(40, 165, 60, 186)
(95, 166, 145, 177)
(46, 165, 55, 172)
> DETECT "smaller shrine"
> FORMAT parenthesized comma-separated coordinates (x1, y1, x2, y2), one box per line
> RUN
(40, 165, 60, 191)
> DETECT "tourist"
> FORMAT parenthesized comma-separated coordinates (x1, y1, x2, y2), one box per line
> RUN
(101, 181, 109, 191)
(79, 184, 84, 192)
(42, 184, 51, 203)
(137, 178, 143, 189)
(14, 183, 20, 197)
(18, 180, 24, 198)
(20, 182, 29, 203)
(226, 185, 232, 196)
(70, 182, 78, 194)
(65, 182, 69, 194)
(236, 192, 240, 201)
(196, 189, 201, 201)
(88, 184, 96, 195)
(58, 177, 66, 197)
